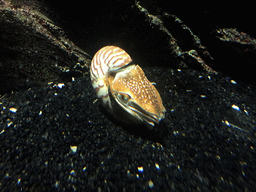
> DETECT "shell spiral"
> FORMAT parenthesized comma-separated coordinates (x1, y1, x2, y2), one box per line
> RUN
(90, 46, 132, 112)
(90, 46, 166, 128)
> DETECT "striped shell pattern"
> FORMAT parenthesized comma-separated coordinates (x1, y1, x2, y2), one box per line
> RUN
(90, 46, 166, 129)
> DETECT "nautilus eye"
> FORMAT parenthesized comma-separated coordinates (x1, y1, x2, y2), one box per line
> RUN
(90, 45, 166, 129)
(117, 93, 130, 104)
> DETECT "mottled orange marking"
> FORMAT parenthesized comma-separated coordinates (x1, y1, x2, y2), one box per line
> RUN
(111, 65, 165, 121)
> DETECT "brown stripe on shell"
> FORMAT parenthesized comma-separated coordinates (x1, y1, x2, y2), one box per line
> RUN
(99, 93, 109, 99)
(94, 84, 105, 93)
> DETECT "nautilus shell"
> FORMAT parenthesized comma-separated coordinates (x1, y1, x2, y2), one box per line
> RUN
(90, 46, 166, 129)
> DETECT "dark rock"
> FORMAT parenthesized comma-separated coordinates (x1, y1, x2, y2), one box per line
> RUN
(0, 0, 90, 94)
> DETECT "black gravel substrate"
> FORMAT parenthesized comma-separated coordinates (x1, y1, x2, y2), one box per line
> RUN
(0, 68, 256, 191)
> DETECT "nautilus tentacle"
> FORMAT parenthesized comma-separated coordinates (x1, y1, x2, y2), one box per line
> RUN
(90, 46, 166, 129)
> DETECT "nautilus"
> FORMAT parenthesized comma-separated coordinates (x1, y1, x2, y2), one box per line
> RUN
(90, 46, 166, 129)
